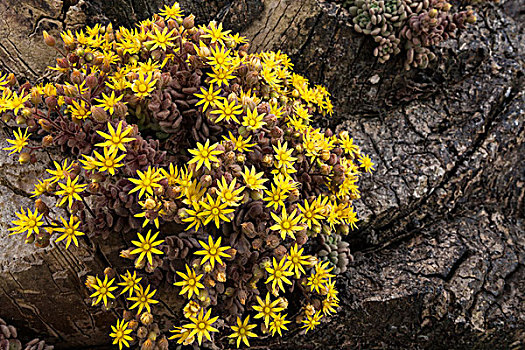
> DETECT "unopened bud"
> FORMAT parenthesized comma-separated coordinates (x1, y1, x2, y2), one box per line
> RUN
(140, 312, 154, 326)
(35, 199, 49, 216)
(183, 15, 195, 29)
(91, 106, 108, 123)
(18, 152, 31, 164)
(43, 31, 56, 46)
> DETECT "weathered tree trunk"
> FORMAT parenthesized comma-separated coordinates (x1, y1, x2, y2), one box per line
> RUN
(0, 0, 523, 349)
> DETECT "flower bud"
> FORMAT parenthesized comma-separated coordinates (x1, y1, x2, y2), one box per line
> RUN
(136, 326, 148, 339)
(45, 96, 57, 110)
(91, 106, 108, 123)
(43, 31, 56, 46)
(84, 52, 94, 62)
(183, 15, 195, 29)
(18, 152, 31, 164)
(15, 114, 26, 125)
(34, 199, 49, 216)
(140, 312, 154, 326)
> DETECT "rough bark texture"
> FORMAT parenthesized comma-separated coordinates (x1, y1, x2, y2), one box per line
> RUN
(0, 0, 523, 349)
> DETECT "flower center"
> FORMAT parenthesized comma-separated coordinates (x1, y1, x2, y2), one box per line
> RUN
(282, 221, 291, 229)
(211, 208, 219, 215)
(209, 247, 217, 255)
(138, 84, 148, 93)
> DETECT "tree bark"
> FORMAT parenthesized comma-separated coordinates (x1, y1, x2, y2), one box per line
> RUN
(0, 0, 523, 349)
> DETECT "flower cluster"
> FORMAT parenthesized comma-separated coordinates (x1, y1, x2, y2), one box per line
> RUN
(2, 2, 374, 348)
(336, 0, 477, 69)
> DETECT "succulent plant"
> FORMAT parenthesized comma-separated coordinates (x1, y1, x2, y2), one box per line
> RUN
(337, 0, 476, 69)
(0, 318, 54, 350)
(315, 234, 353, 275)
(1, 2, 376, 348)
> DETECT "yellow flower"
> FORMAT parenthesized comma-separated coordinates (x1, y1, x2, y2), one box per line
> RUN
(202, 21, 231, 45)
(128, 284, 159, 314)
(207, 66, 235, 87)
(194, 84, 221, 111)
(270, 207, 303, 240)
(325, 278, 339, 301)
(338, 131, 360, 156)
(68, 99, 91, 120)
(136, 58, 162, 75)
(5, 91, 30, 115)
(194, 236, 231, 269)
(79, 155, 98, 171)
(241, 165, 268, 191)
(31, 179, 51, 198)
(56, 176, 87, 208)
(90, 274, 118, 307)
(130, 230, 164, 265)
(252, 293, 284, 327)
(174, 264, 205, 299)
(269, 313, 290, 337)
(316, 260, 336, 280)
(273, 140, 297, 170)
(131, 72, 157, 99)
(227, 33, 248, 45)
(223, 131, 255, 152)
(287, 243, 311, 278)
(54, 215, 84, 248)
(96, 121, 136, 153)
(135, 196, 164, 228)
(306, 270, 326, 294)
(210, 98, 243, 124)
(128, 166, 163, 199)
(301, 310, 322, 333)
(46, 159, 74, 183)
(216, 176, 244, 206)
(208, 45, 232, 68)
(242, 107, 266, 131)
(322, 296, 339, 315)
(263, 184, 288, 210)
(188, 140, 223, 171)
(117, 270, 142, 297)
(92, 147, 126, 175)
(94, 91, 124, 115)
(183, 300, 201, 319)
(159, 3, 183, 19)
(3, 128, 30, 154)
(168, 327, 194, 345)
(182, 203, 205, 231)
(146, 26, 176, 51)
(9, 207, 44, 237)
(358, 154, 375, 173)
(160, 163, 179, 185)
(109, 319, 133, 350)
(297, 199, 324, 229)
(198, 194, 235, 228)
(184, 308, 219, 345)
(228, 316, 257, 348)
(265, 256, 294, 293)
